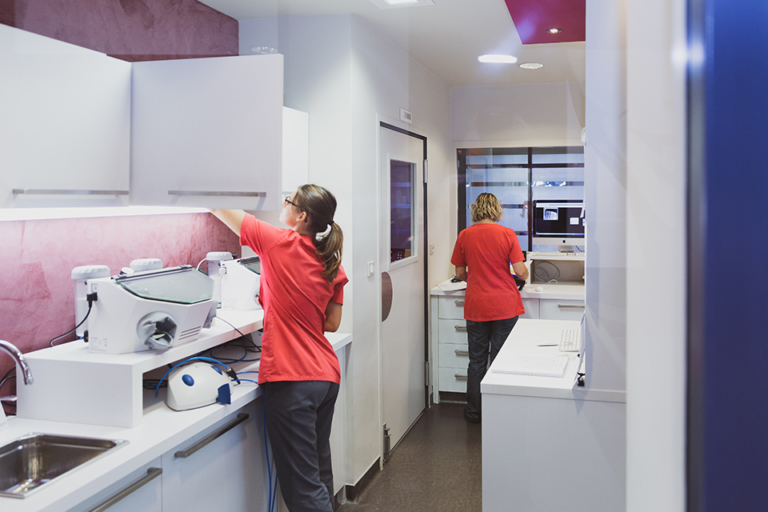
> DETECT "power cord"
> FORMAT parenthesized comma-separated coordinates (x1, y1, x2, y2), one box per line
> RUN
(50, 292, 98, 347)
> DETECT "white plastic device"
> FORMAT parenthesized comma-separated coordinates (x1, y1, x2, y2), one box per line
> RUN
(220, 257, 261, 311)
(166, 362, 232, 411)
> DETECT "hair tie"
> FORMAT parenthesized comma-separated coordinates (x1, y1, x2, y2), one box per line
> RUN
(329, 220, 335, 226)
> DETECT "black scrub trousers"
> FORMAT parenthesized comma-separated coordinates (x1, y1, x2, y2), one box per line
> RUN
(464, 316, 519, 422)
(262, 380, 340, 512)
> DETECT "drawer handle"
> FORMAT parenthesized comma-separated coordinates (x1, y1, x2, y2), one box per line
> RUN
(454, 373, 468, 380)
(13, 188, 129, 196)
(88, 467, 162, 512)
(169, 190, 266, 197)
(175, 413, 249, 459)
(454, 325, 467, 332)
(557, 304, 586, 309)
(454, 349, 469, 356)
(454, 300, 465, 307)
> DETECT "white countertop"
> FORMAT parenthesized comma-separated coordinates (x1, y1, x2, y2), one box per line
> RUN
(1, 311, 352, 511)
(480, 319, 623, 403)
(431, 279, 585, 300)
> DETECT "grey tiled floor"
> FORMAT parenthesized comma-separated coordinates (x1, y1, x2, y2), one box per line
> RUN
(338, 402, 482, 512)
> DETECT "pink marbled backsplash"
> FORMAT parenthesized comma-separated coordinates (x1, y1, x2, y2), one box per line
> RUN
(0, 213, 239, 396)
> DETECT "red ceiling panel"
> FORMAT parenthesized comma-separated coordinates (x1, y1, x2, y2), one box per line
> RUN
(504, 0, 586, 44)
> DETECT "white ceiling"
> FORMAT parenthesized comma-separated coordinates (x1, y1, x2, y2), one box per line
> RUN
(197, 0, 585, 88)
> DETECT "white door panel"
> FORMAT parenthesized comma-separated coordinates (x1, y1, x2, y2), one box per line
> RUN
(379, 125, 426, 456)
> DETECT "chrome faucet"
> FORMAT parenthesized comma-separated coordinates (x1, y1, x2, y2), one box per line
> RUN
(0, 340, 33, 385)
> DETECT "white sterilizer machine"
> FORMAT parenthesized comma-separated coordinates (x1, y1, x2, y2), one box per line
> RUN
(86, 265, 216, 354)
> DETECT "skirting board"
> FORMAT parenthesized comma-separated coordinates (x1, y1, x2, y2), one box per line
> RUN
(344, 458, 381, 502)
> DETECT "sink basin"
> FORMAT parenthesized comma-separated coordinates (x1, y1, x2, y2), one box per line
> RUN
(0, 433, 127, 499)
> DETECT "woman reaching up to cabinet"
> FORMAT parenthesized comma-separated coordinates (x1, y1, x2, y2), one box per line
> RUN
(451, 192, 528, 424)
(211, 184, 347, 512)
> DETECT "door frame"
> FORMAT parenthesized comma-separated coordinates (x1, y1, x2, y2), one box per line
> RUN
(376, 117, 429, 465)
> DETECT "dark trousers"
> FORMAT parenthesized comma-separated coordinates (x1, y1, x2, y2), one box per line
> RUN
(465, 316, 519, 420)
(262, 380, 340, 512)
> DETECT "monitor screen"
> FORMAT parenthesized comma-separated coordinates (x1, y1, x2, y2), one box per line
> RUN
(532, 200, 585, 238)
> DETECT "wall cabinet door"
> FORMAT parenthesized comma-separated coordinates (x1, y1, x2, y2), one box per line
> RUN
(0, 24, 131, 209)
(130, 54, 284, 210)
(69, 458, 162, 512)
(162, 400, 273, 512)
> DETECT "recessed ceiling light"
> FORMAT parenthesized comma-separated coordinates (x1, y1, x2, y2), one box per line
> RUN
(478, 54, 518, 64)
(547, 28, 563, 34)
(519, 62, 545, 70)
(370, 0, 434, 8)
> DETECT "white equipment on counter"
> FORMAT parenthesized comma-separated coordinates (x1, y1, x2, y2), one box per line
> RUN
(205, 252, 233, 307)
(166, 362, 232, 411)
(129, 258, 163, 272)
(220, 256, 261, 311)
(71, 265, 111, 337)
(86, 265, 215, 354)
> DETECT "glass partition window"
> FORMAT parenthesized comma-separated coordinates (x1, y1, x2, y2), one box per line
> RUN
(390, 160, 416, 263)
(458, 146, 584, 252)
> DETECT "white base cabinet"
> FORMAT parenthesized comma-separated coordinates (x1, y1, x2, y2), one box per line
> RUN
(162, 399, 273, 512)
(430, 286, 585, 402)
(70, 459, 163, 512)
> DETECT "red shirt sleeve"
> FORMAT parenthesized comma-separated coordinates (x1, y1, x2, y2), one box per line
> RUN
(507, 230, 524, 264)
(239, 214, 286, 257)
(450, 234, 466, 267)
(331, 266, 349, 304)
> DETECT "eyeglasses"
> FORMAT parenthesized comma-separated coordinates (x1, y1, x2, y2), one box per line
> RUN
(284, 196, 298, 208)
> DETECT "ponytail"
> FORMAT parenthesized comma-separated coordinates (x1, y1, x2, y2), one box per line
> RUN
(291, 184, 344, 283)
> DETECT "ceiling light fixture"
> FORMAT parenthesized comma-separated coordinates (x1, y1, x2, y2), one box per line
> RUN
(547, 28, 563, 34)
(519, 62, 545, 70)
(478, 54, 518, 64)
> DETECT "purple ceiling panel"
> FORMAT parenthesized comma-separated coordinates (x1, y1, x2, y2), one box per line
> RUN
(504, 0, 586, 44)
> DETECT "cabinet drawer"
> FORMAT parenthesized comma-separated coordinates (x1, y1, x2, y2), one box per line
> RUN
(438, 296, 465, 319)
(521, 298, 540, 319)
(540, 299, 586, 321)
(439, 367, 468, 393)
(439, 343, 470, 368)
(438, 319, 468, 344)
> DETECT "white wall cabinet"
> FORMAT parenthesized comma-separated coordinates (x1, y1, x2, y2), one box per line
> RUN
(282, 107, 309, 195)
(161, 400, 274, 512)
(0, 24, 131, 209)
(130, 54, 284, 210)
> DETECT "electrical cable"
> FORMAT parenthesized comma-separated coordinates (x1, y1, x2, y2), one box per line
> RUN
(50, 299, 93, 347)
(234, 378, 258, 385)
(196, 258, 207, 273)
(0, 366, 14, 390)
(532, 260, 561, 283)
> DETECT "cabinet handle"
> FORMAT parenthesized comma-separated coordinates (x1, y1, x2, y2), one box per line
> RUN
(557, 304, 586, 309)
(454, 325, 467, 332)
(454, 349, 469, 356)
(12, 188, 128, 196)
(174, 413, 249, 459)
(88, 467, 162, 512)
(168, 190, 266, 197)
(454, 373, 468, 380)
(454, 300, 465, 306)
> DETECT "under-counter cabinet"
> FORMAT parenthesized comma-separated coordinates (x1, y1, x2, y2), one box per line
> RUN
(130, 55, 284, 210)
(429, 282, 584, 403)
(0, 24, 131, 208)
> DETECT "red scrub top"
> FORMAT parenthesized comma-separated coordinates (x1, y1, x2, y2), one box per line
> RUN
(450, 223, 525, 322)
(240, 214, 348, 384)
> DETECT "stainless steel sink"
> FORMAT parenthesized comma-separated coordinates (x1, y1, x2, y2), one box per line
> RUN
(0, 433, 127, 499)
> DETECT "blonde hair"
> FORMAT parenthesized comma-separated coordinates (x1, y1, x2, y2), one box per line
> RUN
(471, 193, 503, 223)
(292, 184, 344, 283)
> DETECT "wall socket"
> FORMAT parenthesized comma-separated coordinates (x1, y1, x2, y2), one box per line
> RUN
(367, 261, 375, 277)
(429, 243, 435, 255)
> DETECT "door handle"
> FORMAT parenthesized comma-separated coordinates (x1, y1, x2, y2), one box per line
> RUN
(381, 271, 393, 322)
(88, 467, 162, 512)
(454, 350, 469, 356)
(454, 373, 468, 380)
(174, 413, 248, 458)
(557, 304, 586, 309)
(454, 325, 467, 332)
(454, 300, 465, 307)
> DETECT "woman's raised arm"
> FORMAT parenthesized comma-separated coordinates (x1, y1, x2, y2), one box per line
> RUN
(209, 209, 247, 236)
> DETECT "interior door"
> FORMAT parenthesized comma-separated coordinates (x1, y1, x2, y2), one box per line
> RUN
(379, 124, 426, 459)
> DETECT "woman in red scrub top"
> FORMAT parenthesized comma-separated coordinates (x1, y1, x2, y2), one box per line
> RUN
(211, 184, 348, 512)
(450, 193, 529, 423)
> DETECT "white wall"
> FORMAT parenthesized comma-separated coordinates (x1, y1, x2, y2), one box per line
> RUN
(625, 0, 687, 510)
(240, 14, 452, 488)
(584, 0, 627, 395)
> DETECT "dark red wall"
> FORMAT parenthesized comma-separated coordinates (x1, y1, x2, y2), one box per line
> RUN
(0, 0, 238, 60)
